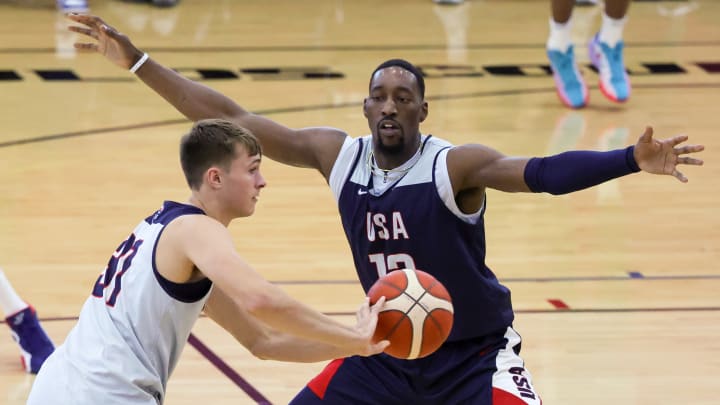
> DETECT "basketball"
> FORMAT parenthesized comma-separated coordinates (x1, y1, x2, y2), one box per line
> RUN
(366, 269, 454, 360)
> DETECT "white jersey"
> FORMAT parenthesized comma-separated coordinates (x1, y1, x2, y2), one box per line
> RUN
(28, 201, 213, 405)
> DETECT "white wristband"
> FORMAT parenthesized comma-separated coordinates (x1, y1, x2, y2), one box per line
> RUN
(129, 52, 149, 74)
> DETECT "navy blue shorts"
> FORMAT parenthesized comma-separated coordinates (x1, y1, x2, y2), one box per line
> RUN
(290, 327, 541, 405)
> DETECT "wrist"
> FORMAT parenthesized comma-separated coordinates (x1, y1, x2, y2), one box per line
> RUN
(627, 145, 641, 172)
(129, 52, 149, 74)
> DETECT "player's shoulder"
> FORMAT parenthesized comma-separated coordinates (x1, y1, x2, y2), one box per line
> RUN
(173, 213, 222, 231)
(424, 134, 453, 146)
(162, 212, 227, 244)
(421, 134, 454, 157)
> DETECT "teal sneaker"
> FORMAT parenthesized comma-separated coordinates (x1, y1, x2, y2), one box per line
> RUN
(547, 45, 589, 109)
(589, 33, 631, 103)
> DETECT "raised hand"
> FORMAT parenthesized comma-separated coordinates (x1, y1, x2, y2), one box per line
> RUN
(633, 126, 704, 182)
(352, 296, 390, 356)
(66, 13, 144, 70)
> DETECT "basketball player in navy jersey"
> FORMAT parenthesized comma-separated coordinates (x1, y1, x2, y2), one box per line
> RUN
(27, 119, 388, 404)
(68, 14, 704, 404)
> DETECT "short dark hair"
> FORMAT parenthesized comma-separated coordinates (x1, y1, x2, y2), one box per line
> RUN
(370, 59, 425, 99)
(180, 119, 262, 190)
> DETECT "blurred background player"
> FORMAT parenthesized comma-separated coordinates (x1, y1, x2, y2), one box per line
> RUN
(1, 266, 54, 374)
(55, 0, 179, 13)
(56, 0, 88, 12)
(547, 0, 631, 108)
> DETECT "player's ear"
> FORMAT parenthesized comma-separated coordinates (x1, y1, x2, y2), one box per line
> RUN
(206, 167, 222, 189)
(363, 98, 369, 118)
(419, 101, 428, 123)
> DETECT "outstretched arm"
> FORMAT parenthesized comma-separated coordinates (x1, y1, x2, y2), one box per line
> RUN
(67, 13, 346, 178)
(205, 288, 386, 362)
(450, 126, 704, 196)
(167, 215, 388, 357)
(161, 215, 388, 357)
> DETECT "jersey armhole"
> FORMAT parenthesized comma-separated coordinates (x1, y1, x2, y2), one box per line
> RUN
(328, 136, 359, 202)
(151, 215, 213, 303)
(435, 148, 486, 224)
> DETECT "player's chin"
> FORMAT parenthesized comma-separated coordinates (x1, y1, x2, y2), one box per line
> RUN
(239, 204, 256, 217)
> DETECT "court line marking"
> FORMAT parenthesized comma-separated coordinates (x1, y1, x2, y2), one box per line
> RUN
(2, 41, 720, 54)
(2, 304, 718, 326)
(2, 82, 720, 149)
(187, 333, 272, 405)
(272, 273, 720, 284)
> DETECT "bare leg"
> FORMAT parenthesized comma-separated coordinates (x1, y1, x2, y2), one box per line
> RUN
(547, 0, 589, 109)
(604, 0, 631, 19)
(0, 268, 27, 316)
(551, 0, 575, 23)
(589, 0, 631, 102)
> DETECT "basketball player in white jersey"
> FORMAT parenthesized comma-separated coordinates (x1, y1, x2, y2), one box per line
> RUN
(27, 119, 389, 404)
(67, 14, 704, 404)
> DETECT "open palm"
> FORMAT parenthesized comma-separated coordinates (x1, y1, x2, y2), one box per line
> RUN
(67, 14, 142, 70)
(633, 126, 704, 182)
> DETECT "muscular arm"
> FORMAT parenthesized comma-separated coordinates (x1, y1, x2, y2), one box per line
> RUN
(448, 127, 703, 208)
(68, 14, 347, 179)
(204, 288, 359, 362)
(134, 58, 346, 177)
(162, 215, 383, 355)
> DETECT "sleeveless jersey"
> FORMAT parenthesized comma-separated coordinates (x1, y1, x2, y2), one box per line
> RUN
(28, 201, 213, 405)
(329, 135, 514, 341)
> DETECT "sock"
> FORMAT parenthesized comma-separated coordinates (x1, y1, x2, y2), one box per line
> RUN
(433, 2, 470, 63)
(547, 17, 574, 52)
(599, 13, 627, 47)
(0, 268, 29, 317)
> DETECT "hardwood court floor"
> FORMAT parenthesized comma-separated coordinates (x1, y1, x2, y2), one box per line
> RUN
(1, 0, 719, 403)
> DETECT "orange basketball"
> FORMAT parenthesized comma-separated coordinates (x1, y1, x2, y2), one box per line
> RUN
(366, 269, 454, 359)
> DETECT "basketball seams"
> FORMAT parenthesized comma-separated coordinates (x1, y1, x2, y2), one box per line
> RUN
(367, 269, 454, 360)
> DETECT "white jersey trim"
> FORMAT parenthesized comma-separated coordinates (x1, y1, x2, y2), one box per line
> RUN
(329, 135, 485, 224)
(329, 135, 356, 202)
(435, 148, 485, 225)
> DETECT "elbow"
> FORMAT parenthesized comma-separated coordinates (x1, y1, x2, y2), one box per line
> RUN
(244, 330, 283, 361)
(246, 343, 272, 361)
(243, 288, 288, 320)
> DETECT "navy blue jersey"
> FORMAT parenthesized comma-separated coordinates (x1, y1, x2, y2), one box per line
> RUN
(329, 135, 514, 341)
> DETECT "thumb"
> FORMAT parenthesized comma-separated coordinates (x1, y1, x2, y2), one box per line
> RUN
(638, 126, 653, 143)
(371, 296, 386, 313)
(101, 24, 118, 38)
(374, 340, 390, 351)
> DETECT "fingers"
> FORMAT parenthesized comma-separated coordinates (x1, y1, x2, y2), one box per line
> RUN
(675, 144, 705, 155)
(68, 26, 97, 40)
(66, 13, 119, 38)
(356, 297, 370, 317)
(677, 156, 704, 166)
(669, 134, 689, 146)
(66, 13, 106, 28)
(672, 169, 688, 183)
(73, 43, 99, 52)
